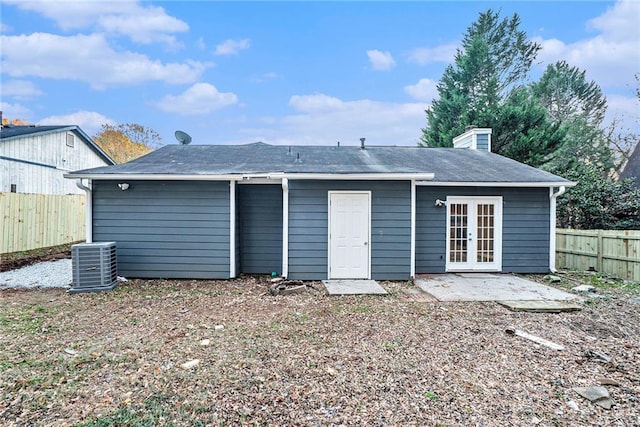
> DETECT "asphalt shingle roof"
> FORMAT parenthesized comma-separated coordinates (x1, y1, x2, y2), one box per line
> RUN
(68, 142, 571, 184)
(620, 142, 640, 187)
(0, 125, 71, 139)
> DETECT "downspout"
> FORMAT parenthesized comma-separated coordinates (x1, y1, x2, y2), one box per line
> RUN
(410, 179, 416, 279)
(282, 178, 289, 278)
(549, 186, 566, 272)
(75, 179, 92, 243)
(229, 180, 236, 278)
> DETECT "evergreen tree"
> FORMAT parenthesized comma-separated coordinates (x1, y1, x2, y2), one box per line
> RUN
(421, 9, 561, 167)
(557, 165, 640, 230)
(531, 61, 612, 173)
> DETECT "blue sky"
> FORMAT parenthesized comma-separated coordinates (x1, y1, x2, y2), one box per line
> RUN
(1, 1, 638, 147)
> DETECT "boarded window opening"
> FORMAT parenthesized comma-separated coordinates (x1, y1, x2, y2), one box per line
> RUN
(66, 133, 75, 147)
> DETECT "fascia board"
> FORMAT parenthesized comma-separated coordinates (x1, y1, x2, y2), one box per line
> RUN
(416, 181, 577, 187)
(64, 172, 436, 181)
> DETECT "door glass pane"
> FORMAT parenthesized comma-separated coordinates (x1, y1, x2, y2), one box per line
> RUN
(449, 203, 467, 262)
(477, 203, 494, 263)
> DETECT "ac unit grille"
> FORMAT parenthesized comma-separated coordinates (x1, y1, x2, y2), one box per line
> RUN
(70, 242, 118, 293)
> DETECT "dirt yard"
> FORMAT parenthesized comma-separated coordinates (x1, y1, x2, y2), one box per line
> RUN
(1, 274, 638, 426)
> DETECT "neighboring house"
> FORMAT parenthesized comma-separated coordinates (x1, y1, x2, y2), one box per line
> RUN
(66, 128, 574, 281)
(1, 125, 115, 195)
(619, 142, 640, 188)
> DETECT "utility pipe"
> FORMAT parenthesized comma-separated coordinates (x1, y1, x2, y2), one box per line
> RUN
(410, 179, 416, 279)
(75, 179, 92, 243)
(549, 186, 566, 272)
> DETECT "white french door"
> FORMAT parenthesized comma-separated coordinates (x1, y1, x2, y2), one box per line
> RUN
(328, 192, 370, 279)
(446, 196, 502, 271)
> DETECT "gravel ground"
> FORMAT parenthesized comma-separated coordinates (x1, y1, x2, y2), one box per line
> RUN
(0, 259, 71, 289)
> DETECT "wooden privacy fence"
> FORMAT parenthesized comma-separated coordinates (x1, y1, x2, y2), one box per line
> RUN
(556, 229, 640, 281)
(0, 192, 86, 254)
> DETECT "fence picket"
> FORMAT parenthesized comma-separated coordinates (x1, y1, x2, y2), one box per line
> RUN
(556, 229, 640, 281)
(0, 192, 86, 254)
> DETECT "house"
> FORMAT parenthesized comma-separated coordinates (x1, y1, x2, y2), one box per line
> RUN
(1, 125, 115, 195)
(65, 128, 574, 281)
(620, 142, 640, 188)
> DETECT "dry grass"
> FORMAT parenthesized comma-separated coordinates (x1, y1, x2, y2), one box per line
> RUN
(0, 275, 638, 426)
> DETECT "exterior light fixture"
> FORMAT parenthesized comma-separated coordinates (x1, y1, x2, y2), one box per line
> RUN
(118, 183, 130, 191)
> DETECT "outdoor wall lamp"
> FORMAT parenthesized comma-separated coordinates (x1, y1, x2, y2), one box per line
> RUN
(118, 183, 130, 191)
(435, 199, 446, 207)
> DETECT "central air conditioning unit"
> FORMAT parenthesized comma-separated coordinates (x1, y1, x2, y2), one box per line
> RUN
(70, 241, 118, 293)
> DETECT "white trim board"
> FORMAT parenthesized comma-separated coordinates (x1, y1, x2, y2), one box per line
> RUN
(417, 181, 576, 187)
(65, 172, 436, 181)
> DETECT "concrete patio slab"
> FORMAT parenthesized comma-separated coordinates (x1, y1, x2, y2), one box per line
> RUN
(322, 280, 388, 295)
(415, 274, 577, 302)
(497, 300, 582, 313)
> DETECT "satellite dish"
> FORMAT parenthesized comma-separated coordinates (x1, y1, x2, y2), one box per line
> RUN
(174, 130, 192, 145)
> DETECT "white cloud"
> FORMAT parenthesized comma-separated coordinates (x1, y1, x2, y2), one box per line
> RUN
(0, 102, 31, 120)
(404, 78, 439, 101)
(215, 38, 251, 56)
(38, 111, 115, 135)
(407, 42, 458, 65)
(289, 94, 345, 113)
(1, 22, 11, 32)
(238, 93, 428, 146)
(97, 7, 188, 46)
(153, 83, 238, 115)
(366, 50, 396, 71)
(252, 72, 281, 83)
(1, 79, 44, 100)
(1, 33, 208, 89)
(535, 0, 639, 89)
(197, 37, 206, 50)
(3, 0, 188, 46)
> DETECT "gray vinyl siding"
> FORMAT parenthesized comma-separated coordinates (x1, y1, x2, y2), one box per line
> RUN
(476, 134, 489, 151)
(288, 180, 410, 280)
(416, 187, 550, 273)
(238, 184, 283, 275)
(92, 180, 230, 279)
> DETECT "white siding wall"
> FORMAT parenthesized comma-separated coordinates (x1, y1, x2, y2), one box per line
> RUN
(453, 134, 473, 149)
(0, 130, 109, 194)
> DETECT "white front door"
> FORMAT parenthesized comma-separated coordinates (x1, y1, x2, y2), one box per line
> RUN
(446, 196, 502, 271)
(329, 192, 370, 279)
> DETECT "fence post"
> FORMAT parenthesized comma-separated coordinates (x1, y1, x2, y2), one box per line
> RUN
(597, 229, 603, 273)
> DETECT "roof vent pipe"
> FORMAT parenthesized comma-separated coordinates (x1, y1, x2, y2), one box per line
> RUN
(337, 141, 340, 147)
(360, 137, 366, 149)
(287, 146, 292, 155)
(295, 152, 301, 163)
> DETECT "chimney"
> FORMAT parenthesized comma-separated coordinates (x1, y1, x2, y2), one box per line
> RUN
(360, 137, 366, 150)
(453, 127, 492, 152)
